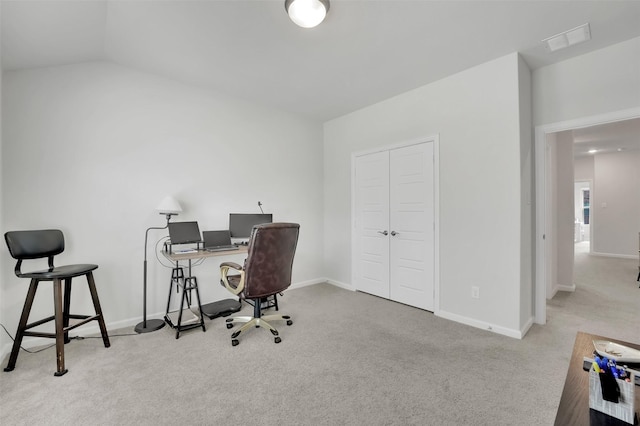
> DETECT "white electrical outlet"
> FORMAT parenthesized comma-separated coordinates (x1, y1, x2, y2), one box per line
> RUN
(471, 286, 480, 299)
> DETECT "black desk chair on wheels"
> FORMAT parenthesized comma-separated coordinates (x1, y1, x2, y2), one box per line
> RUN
(220, 222, 299, 346)
(4, 229, 110, 376)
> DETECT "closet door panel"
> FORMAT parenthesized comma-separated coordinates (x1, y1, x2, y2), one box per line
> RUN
(389, 143, 434, 311)
(353, 151, 390, 299)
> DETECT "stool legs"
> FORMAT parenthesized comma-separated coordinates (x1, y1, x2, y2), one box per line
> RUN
(87, 272, 110, 348)
(4, 279, 39, 372)
(4, 273, 109, 376)
(63, 278, 72, 344)
(53, 278, 68, 376)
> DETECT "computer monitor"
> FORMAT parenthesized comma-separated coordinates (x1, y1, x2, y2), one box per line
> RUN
(229, 213, 273, 238)
(168, 221, 202, 245)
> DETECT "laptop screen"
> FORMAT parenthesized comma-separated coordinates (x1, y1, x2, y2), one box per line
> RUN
(202, 230, 232, 248)
(168, 221, 201, 245)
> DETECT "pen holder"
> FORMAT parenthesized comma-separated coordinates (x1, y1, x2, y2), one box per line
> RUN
(589, 366, 636, 424)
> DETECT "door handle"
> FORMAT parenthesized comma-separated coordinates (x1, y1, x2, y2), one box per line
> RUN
(377, 230, 388, 236)
(390, 231, 399, 236)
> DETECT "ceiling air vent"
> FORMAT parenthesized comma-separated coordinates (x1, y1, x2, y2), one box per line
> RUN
(543, 23, 591, 52)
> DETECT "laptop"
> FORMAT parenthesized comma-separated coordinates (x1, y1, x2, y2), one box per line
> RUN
(168, 221, 202, 245)
(202, 230, 239, 252)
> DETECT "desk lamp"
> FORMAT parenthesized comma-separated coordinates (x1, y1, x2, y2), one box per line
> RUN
(134, 196, 182, 333)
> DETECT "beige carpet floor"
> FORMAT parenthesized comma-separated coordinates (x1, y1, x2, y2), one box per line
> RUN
(1, 245, 638, 425)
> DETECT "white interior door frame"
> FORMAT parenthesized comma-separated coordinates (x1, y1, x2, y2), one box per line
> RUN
(351, 134, 440, 313)
(534, 107, 640, 324)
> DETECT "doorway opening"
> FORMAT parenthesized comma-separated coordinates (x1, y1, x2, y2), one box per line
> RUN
(574, 181, 591, 253)
(534, 107, 640, 324)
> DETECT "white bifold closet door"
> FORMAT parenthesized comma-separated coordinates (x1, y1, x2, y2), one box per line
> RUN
(353, 142, 435, 311)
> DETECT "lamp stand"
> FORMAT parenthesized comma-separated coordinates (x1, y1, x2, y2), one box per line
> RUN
(134, 213, 175, 333)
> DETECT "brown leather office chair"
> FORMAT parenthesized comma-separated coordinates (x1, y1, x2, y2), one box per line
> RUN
(220, 222, 299, 346)
(4, 229, 110, 376)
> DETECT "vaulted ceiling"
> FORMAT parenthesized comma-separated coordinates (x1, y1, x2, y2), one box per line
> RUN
(3, 0, 640, 123)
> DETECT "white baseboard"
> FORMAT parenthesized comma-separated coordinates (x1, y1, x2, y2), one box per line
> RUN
(436, 309, 526, 339)
(290, 278, 326, 289)
(557, 283, 576, 292)
(549, 282, 576, 298)
(520, 316, 534, 337)
(325, 278, 355, 291)
(591, 251, 637, 260)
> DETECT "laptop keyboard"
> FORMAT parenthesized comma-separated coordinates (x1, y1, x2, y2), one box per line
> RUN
(205, 245, 239, 252)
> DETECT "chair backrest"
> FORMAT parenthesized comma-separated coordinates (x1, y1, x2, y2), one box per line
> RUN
(5, 230, 65, 276)
(243, 223, 300, 299)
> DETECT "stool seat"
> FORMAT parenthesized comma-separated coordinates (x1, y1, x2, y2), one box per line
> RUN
(4, 229, 110, 376)
(18, 264, 98, 280)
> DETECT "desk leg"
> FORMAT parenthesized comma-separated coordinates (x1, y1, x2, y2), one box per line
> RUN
(184, 259, 206, 333)
(170, 259, 206, 338)
(166, 265, 184, 317)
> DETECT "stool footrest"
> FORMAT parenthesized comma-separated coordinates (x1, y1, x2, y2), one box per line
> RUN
(25, 315, 56, 330)
(23, 330, 57, 339)
(23, 314, 100, 336)
(65, 315, 101, 332)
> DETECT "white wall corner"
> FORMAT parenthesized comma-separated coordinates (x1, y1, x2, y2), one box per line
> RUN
(325, 278, 356, 292)
(291, 278, 329, 290)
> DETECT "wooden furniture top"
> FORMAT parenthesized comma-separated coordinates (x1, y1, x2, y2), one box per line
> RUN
(555, 331, 640, 426)
(163, 246, 248, 262)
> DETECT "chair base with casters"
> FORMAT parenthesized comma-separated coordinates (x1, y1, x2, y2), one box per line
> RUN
(225, 299, 293, 346)
(4, 230, 110, 376)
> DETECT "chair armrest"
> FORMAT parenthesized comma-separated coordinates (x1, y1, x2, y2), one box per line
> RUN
(220, 262, 245, 295)
(220, 261, 242, 270)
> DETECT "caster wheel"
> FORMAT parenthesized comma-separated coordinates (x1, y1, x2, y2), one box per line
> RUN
(226, 323, 234, 329)
(232, 339, 239, 346)
(274, 337, 281, 344)
(286, 320, 293, 326)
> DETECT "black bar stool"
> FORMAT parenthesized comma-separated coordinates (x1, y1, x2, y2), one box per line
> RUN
(4, 229, 110, 376)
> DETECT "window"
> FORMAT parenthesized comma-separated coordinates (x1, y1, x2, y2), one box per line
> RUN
(582, 189, 590, 225)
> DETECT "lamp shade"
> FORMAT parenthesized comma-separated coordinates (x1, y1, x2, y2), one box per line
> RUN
(285, 0, 329, 28)
(156, 196, 182, 215)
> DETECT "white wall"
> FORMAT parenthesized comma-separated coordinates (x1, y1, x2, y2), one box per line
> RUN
(546, 133, 558, 299)
(574, 156, 594, 181)
(573, 151, 638, 256)
(324, 53, 531, 337)
(1, 62, 324, 351)
(518, 55, 533, 327)
(555, 131, 574, 289)
(592, 150, 640, 256)
(533, 37, 640, 126)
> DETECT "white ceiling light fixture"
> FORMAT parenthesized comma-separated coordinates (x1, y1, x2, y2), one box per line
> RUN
(285, 0, 330, 28)
(543, 23, 591, 52)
